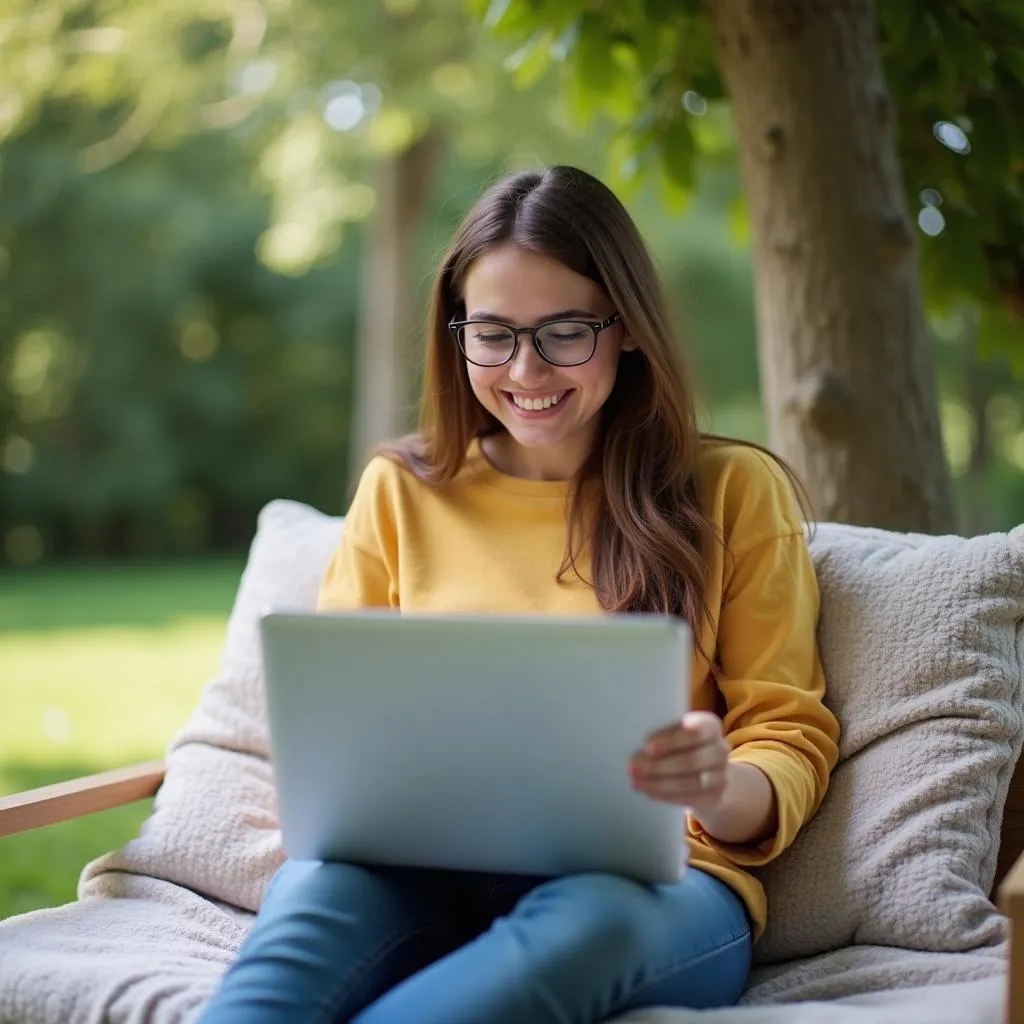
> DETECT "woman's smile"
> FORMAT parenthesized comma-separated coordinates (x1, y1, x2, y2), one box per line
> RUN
(502, 389, 574, 417)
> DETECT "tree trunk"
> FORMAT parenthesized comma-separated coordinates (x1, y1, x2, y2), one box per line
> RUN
(704, 0, 955, 532)
(350, 131, 443, 470)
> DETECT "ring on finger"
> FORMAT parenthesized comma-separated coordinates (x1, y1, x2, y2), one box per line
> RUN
(698, 769, 715, 790)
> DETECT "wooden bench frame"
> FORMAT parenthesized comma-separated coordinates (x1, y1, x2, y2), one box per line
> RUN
(1, 762, 1022, 1024)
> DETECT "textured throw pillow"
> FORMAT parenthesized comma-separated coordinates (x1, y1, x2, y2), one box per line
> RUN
(753, 523, 1024, 964)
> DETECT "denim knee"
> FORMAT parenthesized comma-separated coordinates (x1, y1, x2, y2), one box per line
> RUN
(509, 873, 658, 955)
(260, 859, 398, 919)
(515, 872, 654, 919)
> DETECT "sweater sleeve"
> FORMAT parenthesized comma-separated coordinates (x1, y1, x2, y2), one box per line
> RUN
(317, 458, 399, 612)
(689, 526, 840, 867)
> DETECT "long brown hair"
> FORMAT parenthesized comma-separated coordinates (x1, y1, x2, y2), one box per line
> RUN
(380, 165, 808, 639)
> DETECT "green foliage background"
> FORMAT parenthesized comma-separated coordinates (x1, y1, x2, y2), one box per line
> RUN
(1, 0, 1022, 566)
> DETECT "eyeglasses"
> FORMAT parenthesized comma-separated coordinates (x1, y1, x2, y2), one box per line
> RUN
(448, 314, 622, 368)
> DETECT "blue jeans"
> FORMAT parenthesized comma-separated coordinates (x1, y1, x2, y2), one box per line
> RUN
(198, 860, 751, 1024)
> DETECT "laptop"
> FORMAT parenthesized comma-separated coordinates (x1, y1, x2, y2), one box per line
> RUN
(259, 610, 691, 884)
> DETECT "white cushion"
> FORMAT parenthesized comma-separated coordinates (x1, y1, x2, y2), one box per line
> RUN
(754, 522, 1024, 962)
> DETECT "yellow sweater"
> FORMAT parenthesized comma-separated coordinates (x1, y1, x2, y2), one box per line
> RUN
(317, 437, 840, 937)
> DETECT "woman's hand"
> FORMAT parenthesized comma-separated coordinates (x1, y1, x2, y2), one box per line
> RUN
(628, 711, 778, 845)
(627, 711, 729, 816)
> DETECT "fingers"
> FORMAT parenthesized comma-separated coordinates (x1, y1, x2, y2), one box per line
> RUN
(633, 712, 725, 768)
(635, 740, 728, 781)
(636, 766, 728, 803)
(644, 711, 722, 755)
(628, 712, 729, 805)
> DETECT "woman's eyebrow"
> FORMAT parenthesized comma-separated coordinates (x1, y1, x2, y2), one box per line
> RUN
(466, 308, 598, 322)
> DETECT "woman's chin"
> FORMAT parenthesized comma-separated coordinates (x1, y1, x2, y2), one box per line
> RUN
(503, 423, 568, 450)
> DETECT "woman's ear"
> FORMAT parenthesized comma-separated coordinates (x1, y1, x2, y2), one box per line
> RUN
(621, 333, 638, 353)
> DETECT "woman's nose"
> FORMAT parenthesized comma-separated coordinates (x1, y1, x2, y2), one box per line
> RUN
(507, 338, 551, 385)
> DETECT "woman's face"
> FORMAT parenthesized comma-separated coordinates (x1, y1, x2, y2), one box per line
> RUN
(459, 243, 633, 481)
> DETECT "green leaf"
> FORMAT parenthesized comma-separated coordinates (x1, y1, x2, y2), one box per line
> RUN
(574, 12, 612, 96)
(657, 114, 696, 190)
(505, 30, 553, 87)
(978, 312, 1024, 383)
(963, 98, 1016, 187)
(657, 163, 693, 215)
(484, 0, 515, 29)
(551, 18, 580, 60)
(481, 0, 550, 37)
(879, 1, 916, 49)
(625, 18, 663, 68)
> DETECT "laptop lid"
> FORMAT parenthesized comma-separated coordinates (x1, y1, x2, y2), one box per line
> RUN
(260, 610, 691, 884)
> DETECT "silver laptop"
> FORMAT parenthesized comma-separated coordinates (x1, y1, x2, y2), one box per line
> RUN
(259, 610, 691, 884)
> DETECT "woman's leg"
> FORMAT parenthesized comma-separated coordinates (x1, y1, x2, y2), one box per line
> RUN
(352, 868, 751, 1024)
(198, 859, 474, 1024)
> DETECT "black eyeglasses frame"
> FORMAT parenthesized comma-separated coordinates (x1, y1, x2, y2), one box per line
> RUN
(448, 313, 623, 368)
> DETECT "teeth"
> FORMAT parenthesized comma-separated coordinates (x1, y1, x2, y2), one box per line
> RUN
(512, 392, 563, 411)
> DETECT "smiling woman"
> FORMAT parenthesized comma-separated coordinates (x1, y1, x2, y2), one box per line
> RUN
(198, 165, 840, 1024)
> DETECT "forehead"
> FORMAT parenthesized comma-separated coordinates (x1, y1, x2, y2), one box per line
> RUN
(462, 244, 606, 319)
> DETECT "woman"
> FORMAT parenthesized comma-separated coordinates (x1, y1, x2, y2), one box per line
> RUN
(199, 165, 840, 1023)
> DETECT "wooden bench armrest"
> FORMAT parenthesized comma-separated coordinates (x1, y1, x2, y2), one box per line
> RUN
(0, 761, 166, 838)
(1000, 848, 1024, 1024)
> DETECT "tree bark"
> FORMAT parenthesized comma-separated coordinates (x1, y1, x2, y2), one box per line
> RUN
(704, 0, 955, 532)
(350, 131, 443, 470)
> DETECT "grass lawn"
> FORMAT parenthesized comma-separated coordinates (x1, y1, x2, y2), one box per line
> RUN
(0, 560, 244, 920)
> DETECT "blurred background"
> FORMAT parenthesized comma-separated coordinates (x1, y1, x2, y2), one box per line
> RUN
(1, 0, 1022, 918)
